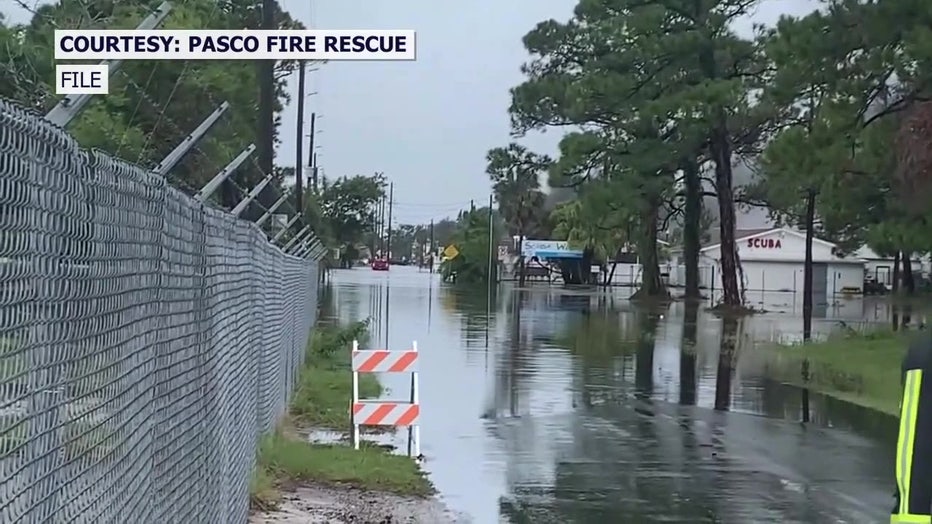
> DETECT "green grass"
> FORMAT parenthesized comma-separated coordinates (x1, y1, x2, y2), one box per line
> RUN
(763, 328, 916, 415)
(250, 321, 432, 511)
(253, 431, 432, 509)
(289, 323, 382, 429)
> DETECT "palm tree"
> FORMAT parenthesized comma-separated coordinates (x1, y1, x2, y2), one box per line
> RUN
(551, 197, 629, 286)
(486, 143, 549, 285)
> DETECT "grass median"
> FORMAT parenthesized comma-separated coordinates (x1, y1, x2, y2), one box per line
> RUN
(289, 320, 382, 429)
(250, 320, 433, 512)
(762, 328, 915, 416)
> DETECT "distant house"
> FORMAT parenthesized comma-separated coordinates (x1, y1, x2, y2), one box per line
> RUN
(853, 246, 927, 288)
(667, 227, 865, 294)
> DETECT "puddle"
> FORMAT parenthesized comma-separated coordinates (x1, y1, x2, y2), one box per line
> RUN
(304, 428, 411, 454)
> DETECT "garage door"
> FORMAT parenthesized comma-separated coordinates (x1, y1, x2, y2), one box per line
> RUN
(741, 261, 798, 292)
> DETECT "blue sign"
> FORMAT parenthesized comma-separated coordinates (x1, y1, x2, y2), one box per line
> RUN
(522, 240, 583, 259)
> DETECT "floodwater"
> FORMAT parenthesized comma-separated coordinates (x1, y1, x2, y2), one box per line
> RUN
(322, 266, 915, 523)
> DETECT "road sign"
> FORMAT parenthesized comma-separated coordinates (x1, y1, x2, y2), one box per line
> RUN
(443, 244, 459, 259)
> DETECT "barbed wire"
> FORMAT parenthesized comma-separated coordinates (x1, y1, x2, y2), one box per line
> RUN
(3, 6, 220, 210)
(392, 200, 479, 209)
(116, 70, 218, 186)
(7, 0, 53, 25)
(6, 1, 305, 236)
(120, 67, 298, 225)
(114, 63, 159, 158)
(134, 62, 192, 164)
(195, 68, 309, 220)
(4, 0, 112, 107)
(113, 49, 280, 216)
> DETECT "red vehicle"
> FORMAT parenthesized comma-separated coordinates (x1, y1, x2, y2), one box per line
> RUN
(371, 258, 389, 271)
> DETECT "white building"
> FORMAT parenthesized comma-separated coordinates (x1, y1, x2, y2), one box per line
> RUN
(853, 245, 927, 288)
(668, 227, 865, 295)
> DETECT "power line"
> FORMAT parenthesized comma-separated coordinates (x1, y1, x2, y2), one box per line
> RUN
(391, 202, 465, 208)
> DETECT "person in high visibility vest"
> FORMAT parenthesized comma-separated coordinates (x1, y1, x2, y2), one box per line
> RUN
(892, 332, 932, 523)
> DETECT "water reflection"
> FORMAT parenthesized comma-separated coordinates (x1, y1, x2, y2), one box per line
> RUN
(634, 312, 658, 401)
(714, 316, 738, 412)
(325, 268, 914, 522)
(679, 301, 698, 406)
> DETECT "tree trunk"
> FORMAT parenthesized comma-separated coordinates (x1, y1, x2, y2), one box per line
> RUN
(710, 128, 742, 306)
(517, 234, 526, 286)
(903, 251, 915, 293)
(803, 189, 816, 342)
(633, 204, 665, 297)
(698, 29, 742, 307)
(559, 262, 573, 285)
(682, 158, 702, 299)
(558, 257, 586, 285)
(605, 260, 618, 289)
(581, 247, 594, 284)
(892, 251, 901, 293)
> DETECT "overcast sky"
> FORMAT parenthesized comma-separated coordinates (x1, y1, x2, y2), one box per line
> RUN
(4, 0, 818, 225)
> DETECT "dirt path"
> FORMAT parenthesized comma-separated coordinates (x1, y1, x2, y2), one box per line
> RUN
(250, 482, 463, 524)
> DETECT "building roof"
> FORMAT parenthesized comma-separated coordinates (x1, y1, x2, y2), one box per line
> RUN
(853, 245, 927, 262)
(703, 227, 770, 247)
(670, 228, 771, 253)
(699, 227, 837, 254)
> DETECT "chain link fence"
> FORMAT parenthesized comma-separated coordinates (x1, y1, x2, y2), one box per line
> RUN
(0, 98, 318, 523)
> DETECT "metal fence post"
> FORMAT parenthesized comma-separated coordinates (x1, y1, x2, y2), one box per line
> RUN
(255, 191, 291, 227)
(271, 215, 300, 242)
(231, 173, 273, 217)
(153, 102, 229, 176)
(195, 145, 255, 201)
(282, 226, 311, 251)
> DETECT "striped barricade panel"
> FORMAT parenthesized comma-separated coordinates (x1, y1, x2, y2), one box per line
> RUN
(352, 401, 420, 426)
(352, 349, 418, 373)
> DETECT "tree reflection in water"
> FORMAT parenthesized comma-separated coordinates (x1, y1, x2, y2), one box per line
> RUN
(679, 300, 699, 405)
(714, 315, 739, 411)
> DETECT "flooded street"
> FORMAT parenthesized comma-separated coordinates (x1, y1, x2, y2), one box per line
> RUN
(324, 266, 900, 523)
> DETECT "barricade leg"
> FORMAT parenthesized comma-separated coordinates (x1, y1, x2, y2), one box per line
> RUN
(407, 340, 420, 459)
(892, 337, 932, 523)
(351, 340, 360, 450)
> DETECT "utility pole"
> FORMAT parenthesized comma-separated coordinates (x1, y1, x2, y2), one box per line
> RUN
(258, 0, 275, 195)
(295, 61, 306, 211)
(385, 182, 395, 260)
(487, 194, 494, 286)
(307, 112, 317, 192)
(386, 183, 394, 260)
(429, 219, 434, 273)
(377, 195, 385, 255)
(465, 200, 474, 243)
(313, 153, 319, 191)
(369, 198, 377, 259)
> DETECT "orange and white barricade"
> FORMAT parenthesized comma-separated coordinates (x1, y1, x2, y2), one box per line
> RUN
(351, 340, 420, 457)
